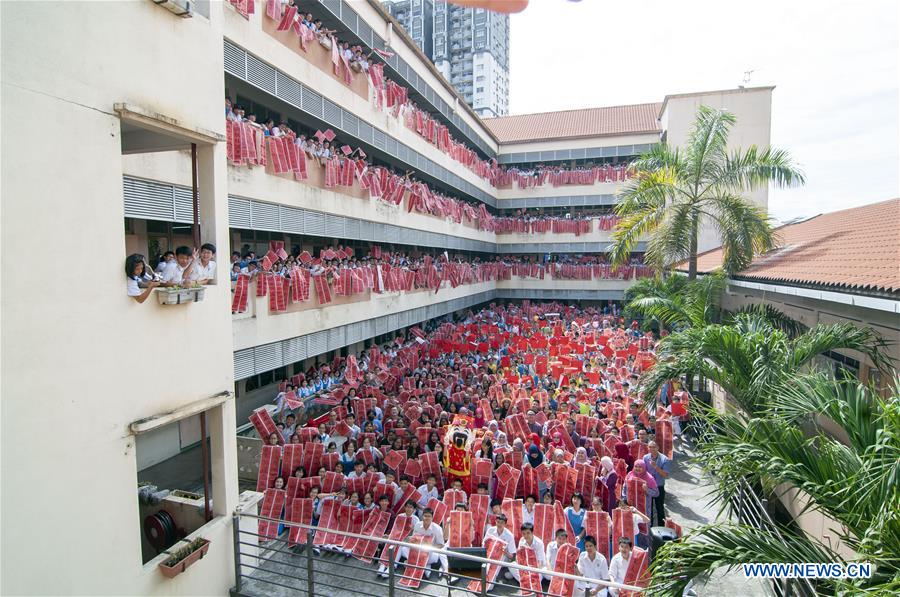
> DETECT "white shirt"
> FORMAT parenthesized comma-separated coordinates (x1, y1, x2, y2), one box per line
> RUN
(162, 263, 188, 284)
(522, 505, 535, 525)
(608, 552, 631, 587)
(411, 521, 444, 547)
(416, 484, 440, 508)
(191, 259, 216, 282)
(577, 551, 609, 590)
(546, 540, 564, 571)
(517, 537, 546, 567)
(127, 277, 143, 297)
(483, 526, 516, 558)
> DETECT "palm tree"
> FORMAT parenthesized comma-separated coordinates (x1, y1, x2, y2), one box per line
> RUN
(609, 106, 806, 279)
(624, 272, 726, 334)
(640, 313, 891, 416)
(648, 375, 900, 596)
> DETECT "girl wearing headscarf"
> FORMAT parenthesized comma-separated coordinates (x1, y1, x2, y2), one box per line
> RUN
(494, 431, 510, 451)
(623, 459, 659, 518)
(473, 407, 486, 430)
(614, 441, 635, 471)
(571, 447, 590, 467)
(598, 456, 618, 515)
(549, 432, 566, 451)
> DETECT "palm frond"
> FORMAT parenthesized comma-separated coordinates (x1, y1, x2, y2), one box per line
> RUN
(727, 303, 806, 338)
(789, 323, 893, 374)
(707, 193, 777, 273)
(714, 145, 807, 191)
(647, 523, 840, 597)
(684, 106, 736, 186)
(645, 200, 696, 271)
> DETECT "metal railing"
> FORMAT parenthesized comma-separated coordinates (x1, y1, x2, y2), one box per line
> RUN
(693, 412, 818, 597)
(232, 510, 645, 596)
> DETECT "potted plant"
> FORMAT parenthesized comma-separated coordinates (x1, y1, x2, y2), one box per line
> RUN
(156, 283, 206, 305)
(158, 537, 211, 578)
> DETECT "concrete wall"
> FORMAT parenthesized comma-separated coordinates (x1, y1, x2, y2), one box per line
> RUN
(1, 2, 238, 595)
(659, 87, 773, 253)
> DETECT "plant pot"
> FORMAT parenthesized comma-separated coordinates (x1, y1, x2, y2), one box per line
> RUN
(158, 538, 210, 578)
(156, 287, 205, 305)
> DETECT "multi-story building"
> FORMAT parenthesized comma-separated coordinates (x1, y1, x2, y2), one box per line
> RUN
(1, 0, 772, 594)
(432, 0, 509, 117)
(382, 0, 434, 59)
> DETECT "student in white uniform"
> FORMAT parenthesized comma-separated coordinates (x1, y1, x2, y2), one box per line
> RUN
(607, 537, 633, 597)
(398, 508, 449, 579)
(483, 514, 516, 587)
(190, 243, 217, 284)
(545, 528, 568, 573)
(416, 474, 441, 512)
(510, 523, 547, 582)
(161, 246, 196, 286)
(576, 535, 610, 596)
(522, 494, 537, 525)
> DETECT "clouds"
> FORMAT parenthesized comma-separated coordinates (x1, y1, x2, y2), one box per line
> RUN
(509, 0, 899, 221)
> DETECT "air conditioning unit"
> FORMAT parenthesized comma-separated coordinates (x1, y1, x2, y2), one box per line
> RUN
(153, 0, 193, 18)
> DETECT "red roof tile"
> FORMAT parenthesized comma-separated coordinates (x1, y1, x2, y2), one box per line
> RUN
(483, 103, 662, 144)
(688, 199, 900, 293)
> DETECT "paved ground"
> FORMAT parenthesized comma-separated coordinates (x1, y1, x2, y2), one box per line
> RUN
(664, 437, 769, 597)
(233, 436, 770, 597)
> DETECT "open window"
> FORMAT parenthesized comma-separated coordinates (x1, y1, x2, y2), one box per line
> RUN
(132, 394, 232, 566)
(118, 103, 224, 305)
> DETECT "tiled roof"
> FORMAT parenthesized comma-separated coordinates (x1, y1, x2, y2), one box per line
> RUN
(686, 198, 900, 293)
(483, 103, 662, 144)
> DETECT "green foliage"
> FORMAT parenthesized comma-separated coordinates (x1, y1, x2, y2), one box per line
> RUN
(610, 106, 805, 277)
(641, 304, 897, 595)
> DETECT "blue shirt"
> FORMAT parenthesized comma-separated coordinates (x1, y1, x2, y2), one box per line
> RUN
(643, 453, 672, 487)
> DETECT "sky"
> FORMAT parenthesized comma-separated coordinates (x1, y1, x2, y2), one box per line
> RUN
(507, 0, 899, 222)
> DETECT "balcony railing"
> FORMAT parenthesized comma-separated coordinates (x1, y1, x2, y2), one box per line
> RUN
(232, 511, 646, 597)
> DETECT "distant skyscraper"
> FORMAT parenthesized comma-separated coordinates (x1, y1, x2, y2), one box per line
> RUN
(383, 0, 509, 117)
(433, 1, 509, 117)
(382, 0, 434, 60)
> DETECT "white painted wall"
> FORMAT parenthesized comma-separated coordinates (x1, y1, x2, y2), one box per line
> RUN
(1, 2, 237, 595)
(660, 87, 774, 253)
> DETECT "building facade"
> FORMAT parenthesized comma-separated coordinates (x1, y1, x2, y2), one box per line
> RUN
(432, 0, 510, 117)
(1, 0, 772, 594)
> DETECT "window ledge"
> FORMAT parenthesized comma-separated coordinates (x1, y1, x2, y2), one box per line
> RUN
(130, 391, 233, 434)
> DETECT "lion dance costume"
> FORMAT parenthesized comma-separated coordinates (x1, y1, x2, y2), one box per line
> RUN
(443, 416, 474, 494)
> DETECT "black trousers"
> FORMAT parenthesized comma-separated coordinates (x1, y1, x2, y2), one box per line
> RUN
(652, 486, 667, 527)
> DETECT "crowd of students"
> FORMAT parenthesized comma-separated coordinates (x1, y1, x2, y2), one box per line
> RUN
(248, 303, 684, 595)
(230, 244, 654, 314)
(253, 1, 637, 195)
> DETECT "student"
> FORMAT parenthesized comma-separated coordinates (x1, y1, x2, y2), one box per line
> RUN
(545, 528, 568, 572)
(416, 474, 440, 511)
(607, 538, 633, 597)
(161, 246, 197, 286)
(484, 513, 517, 587)
(125, 254, 160, 303)
(510, 522, 547, 582)
(398, 508, 449, 579)
(522, 494, 537, 525)
(190, 243, 217, 284)
(576, 535, 610, 596)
